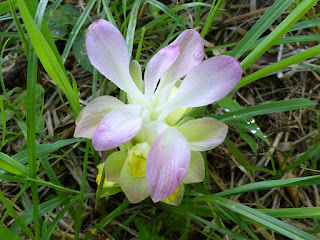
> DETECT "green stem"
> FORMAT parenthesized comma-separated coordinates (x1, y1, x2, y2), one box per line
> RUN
(26, 43, 40, 239)
(74, 141, 90, 239)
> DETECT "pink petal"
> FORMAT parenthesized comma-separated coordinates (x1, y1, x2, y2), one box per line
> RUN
(74, 96, 124, 139)
(161, 29, 204, 85)
(92, 104, 143, 151)
(177, 117, 228, 151)
(86, 19, 142, 101)
(168, 56, 242, 108)
(144, 45, 180, 99)
(146, 127, 190, 203)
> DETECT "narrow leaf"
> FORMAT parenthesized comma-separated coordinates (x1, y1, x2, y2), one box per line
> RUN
(0, 152, 29, 176)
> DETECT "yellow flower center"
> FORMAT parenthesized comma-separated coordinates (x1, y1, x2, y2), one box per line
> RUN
(128, 142, 150, 178)
(96, 163, 115, 188)
(165, 86, 190, 126)
(129, 154, 147, 178)
(161, 185, 182, 204)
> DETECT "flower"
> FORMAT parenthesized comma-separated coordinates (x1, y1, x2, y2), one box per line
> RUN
(74, 19, 242, 204)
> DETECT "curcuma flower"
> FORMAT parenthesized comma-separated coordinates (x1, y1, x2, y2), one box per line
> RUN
(74, 19, 242, 205)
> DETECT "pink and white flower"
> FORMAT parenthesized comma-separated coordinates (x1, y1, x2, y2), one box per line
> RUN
(74, 19, 242, 204)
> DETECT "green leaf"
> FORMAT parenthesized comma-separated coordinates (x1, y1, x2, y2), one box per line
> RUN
(0, 96, 6, 151)
(61, 0, 95, 63)
(13, 139, 84, 165)
(231, 0, 293, 59)
(0, 190, 35, 239)
(74, 141, 90, 239)
(0, 1, 13, 16)
(201, 0, 225, 38)
(216, 98, 316, 122)
(213, 205, 259, 240)
(253, 34, 320, 47)
(8, 0, 30, 58)
(73, 29, 93, 72)
(215, 175, 320, 197)
(0, 225, 23, 240)
(10, 194, 94, 235)
(125, 0, 141, 60)
(242, 134, 258, 153)
(0, 152, 29, 176)
(146, 0, 187, 30)
(241, 0, 318, 71)
(236, 44, 320, 89)
(224, 137, 254, 176)
(285, 142, 320, 173)
(40, 199, 77, 240)
(217, 97, 269, 144)
(189, 214, 250, 240)
(289, 18, 320, 31)
(17, 0, 80, 115)
(193, 195, 319, 240)
(101, 0, 116, 26)
(259, 207, 320, 219)
(95, 200, 130, 229)
(9, 198, 62, 235)
(46, 3, 80, 39)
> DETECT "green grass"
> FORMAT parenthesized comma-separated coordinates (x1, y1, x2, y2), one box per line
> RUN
(0, 0, 319, 239)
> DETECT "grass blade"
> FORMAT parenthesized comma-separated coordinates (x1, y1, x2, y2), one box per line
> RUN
(146, 0, 187, 30)
(13, 139, 83, 165)
(17, 0, 81, 115)
(61, 0, 96, 63)
(241, 0, 318, 71)
(0, 225, 23, 240)
(102, 0, 116, 26)
(236, 44, 320, 88)
(289, 18, 320, 31)
(74, 141, 90, 239)
(189, 213, 251, 240)
(40, 200, 76, 240)
(216, 98, 316, 122)
(216, 175, 320, 197)
(193, 195, 319, 240)
(8, 0, 29, 57)
(0, 152, 29, 176)
(0, 190, 35, 239)
(231, 0, 293, 59)
(285, 142, 320, 173)
(125, 0, 141, 60)
(201, 0, 224, 38)
(259, 207, 320, 219)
